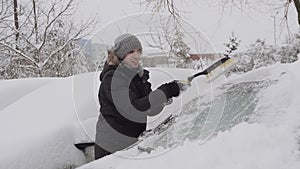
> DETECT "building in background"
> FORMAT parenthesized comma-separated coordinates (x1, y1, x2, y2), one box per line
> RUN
(142, 51, 222, 68)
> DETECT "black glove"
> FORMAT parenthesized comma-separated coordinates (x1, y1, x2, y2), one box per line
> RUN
(158, 81, 180, 99)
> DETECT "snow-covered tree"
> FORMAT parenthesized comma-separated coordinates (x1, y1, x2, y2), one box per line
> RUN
(0, 0, 14, 46)
(0, 0, 96, 79)
(224, 32, 240, 57)
(170, 30, 191, 68)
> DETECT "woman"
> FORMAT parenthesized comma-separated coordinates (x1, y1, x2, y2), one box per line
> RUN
(95, 33, 184, 159)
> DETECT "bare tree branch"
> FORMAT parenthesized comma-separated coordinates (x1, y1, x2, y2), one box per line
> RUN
(0, 41, 39, 66)
(41, 18, 96, 67)
(142, 0, 179, 17)
(39, 0, 74, 52)
(32, 0, 38, 44)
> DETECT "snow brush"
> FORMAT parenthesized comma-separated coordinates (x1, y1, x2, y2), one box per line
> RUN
(187, 56, 236, 83)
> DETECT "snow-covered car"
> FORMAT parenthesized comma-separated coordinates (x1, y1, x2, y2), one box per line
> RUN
(1, 61, 300, 169)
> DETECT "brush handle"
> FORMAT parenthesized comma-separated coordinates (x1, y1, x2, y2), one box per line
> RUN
(187, 56, 231, 82)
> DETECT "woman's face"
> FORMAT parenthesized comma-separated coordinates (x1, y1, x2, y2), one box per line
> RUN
(123, 49, 142, 68)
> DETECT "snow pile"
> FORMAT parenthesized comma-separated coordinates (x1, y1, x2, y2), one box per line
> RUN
(0, 78, 87, 169)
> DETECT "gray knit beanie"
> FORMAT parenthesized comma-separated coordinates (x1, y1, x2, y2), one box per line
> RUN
(112, 33, 142, 60)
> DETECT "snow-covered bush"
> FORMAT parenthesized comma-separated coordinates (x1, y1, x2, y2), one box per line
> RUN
(280, 32, 300, 63)
(232, 33, 299, 73)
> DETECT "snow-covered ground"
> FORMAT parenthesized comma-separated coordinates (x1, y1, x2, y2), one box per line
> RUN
(1, 60, 300, 169)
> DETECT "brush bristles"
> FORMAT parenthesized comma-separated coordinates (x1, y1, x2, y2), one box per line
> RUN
(206, 58, 236, 82)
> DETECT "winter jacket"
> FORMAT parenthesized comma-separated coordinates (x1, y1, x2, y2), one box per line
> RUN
(96, 63, 168, 153)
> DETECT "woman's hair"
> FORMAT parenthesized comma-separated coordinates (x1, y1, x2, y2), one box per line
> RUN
(107, 50, 120, 66)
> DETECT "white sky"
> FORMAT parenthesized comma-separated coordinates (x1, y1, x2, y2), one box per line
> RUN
(74, 0, 299, 52)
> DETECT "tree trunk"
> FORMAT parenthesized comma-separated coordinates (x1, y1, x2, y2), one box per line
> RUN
(293, 0, 300, 25)
(32, 0, 38, 44)
(13, 0, 19, 48)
